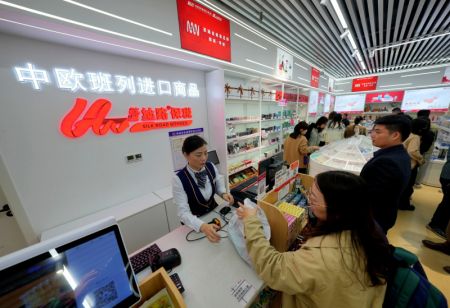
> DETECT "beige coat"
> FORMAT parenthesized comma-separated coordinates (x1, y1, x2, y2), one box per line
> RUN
(283, 135, 310, 169)
(403, 133, 425, 169)
(244, 216, 386, 308)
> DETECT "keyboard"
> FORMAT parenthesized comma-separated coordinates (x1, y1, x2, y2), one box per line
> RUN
(130, 244, 162, 274)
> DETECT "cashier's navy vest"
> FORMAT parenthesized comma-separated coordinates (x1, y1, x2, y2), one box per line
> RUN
(176, 162, 218, 216)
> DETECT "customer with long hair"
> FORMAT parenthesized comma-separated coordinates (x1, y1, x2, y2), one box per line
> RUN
(283, 121, 319, 173)
(237, 171, 390, 307)
(325, 113, 345, 143)
(306, 116, 328, 147)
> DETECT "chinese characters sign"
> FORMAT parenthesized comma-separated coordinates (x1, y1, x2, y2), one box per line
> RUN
(177, 0, 231, 61)
(310, 68, 320, 88)
(13, 63, 200, 97)
(351, 76, 378, 92)
(61, 98, 193, 138)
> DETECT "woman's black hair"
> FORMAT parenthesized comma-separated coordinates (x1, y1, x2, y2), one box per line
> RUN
(327, 113, 343, 129)
(354, 116, 363, 125)
(290, 121, 308, 139)
(308, 171, 391, 286)
(328, 111, 337, 121)
(411, 118, 429, 136)
(182, 135, 208, 154)
(306, 116, 328, 140)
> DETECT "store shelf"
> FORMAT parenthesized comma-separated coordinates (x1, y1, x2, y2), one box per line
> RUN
(437, 125, 450, 134)
(363, 111, 390, 115)
(226, 132, 260, 143)
(228, 147, 260, 159)
(226, 119, 259, 125)
(260, 143, 279, 150)
(261, 118, 288, 122)
(228, 163, 256, 176)
(225, 97, 259, 103)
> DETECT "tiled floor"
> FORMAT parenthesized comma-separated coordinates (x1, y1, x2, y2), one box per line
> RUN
(387, 184, 449, 300)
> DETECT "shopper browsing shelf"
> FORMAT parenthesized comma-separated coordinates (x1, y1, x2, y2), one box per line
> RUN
(344, 116, 367, 138)
(237, 171, 390, 308)
(360, 115, 411, 233)
(399, 118, 428, 211)
(172, 135, 233, 243)
(306, 116, 328, 147)
(283, 121, 320, 174)
(324, 113, 345, 144)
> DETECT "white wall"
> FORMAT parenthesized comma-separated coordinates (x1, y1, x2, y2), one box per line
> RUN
(0, 33, 209, 242)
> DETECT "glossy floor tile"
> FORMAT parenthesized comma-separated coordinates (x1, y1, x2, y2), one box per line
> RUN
(387, 184, 450, 300)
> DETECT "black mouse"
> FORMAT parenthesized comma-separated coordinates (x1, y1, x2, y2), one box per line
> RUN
(219, 206, 231, 215)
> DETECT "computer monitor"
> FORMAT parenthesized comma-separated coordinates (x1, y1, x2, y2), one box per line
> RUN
(0, 217, 140, 308)
(258, 151, 285, 191)
(207, 150, 220, 165)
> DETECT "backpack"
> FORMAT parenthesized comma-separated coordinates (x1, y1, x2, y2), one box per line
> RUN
(383, 246, 448, 308)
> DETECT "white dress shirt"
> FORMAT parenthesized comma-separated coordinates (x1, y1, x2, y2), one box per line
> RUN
(172, 163, 226, 232)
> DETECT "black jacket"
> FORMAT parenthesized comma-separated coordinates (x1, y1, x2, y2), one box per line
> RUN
(360, 144, 411, 233)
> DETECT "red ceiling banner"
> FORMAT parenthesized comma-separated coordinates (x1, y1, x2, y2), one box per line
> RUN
(310, 68, 320, 88)
(365, 91, 405, 103)
(176, 0, 231, 62)
(352, 76, 378, 92)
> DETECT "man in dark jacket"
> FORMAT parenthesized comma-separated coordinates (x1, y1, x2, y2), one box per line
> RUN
(360, 115, 412, 233)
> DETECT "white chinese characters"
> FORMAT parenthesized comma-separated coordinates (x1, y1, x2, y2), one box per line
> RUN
(13, 63, 200, 98)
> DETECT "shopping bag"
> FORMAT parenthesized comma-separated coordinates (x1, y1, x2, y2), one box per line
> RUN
(228, 199, 271, 267)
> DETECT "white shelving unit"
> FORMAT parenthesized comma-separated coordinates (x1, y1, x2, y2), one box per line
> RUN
(224, 73, 306, 182)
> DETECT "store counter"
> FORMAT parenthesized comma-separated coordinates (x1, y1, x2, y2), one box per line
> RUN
(131, 205, 265, 308)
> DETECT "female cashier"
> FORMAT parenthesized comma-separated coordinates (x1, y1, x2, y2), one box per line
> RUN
(172, 135, 234, 242)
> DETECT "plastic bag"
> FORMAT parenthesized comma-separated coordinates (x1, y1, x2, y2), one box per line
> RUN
(228, 199, 271, 267)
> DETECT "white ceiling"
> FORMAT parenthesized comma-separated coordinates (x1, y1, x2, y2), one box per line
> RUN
(213, 0, 450, 78)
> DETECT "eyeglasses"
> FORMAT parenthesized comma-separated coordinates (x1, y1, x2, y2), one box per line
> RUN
(305, 189, 327, 208)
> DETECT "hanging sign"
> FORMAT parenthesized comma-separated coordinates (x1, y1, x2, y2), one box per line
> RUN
(310, 68, 320, 88)
(60, 98, 193, 138)
(351, 76, 378, 92)
(276, 48, 293, 80)
(176, 0, 231, 61)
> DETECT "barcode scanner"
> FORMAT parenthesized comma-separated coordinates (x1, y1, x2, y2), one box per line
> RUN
(209, 218, 221, 228)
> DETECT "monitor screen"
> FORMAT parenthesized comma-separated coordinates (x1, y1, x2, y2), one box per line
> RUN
(0, 219, 140, 308)
(207, 150, 220, 165)
(334, 94, 366, 113)
(401, 87, 450, 112)
(258, 152, 285, 191)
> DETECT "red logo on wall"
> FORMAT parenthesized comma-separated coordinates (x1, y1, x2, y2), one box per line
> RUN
(352, 76, 378, 92)
(310, 68, 320, 88)
(61, 98, 193, 138)
(177, 0, 231, 62)
(365, 91, 404, 103)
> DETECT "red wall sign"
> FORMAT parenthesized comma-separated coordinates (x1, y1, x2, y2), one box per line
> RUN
(352, 76, 378, 92)
(310, 68, 320, 88)
(61, 98, 193, 138)
(177, 0, 231, 62)
(365, 91, 404, 103)
(275, 91, 298, 102)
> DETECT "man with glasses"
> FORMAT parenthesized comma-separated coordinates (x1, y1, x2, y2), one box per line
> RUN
(360, 115, 412, 233)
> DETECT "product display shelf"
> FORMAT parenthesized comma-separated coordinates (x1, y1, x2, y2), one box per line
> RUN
(226, 132, 260, 143)
(226, 119, 260, 125)
(228, 147, 260, 159)
(363, 111, 390, 115)
(228, 161, 257, 177)
(258, 173, 314, 252)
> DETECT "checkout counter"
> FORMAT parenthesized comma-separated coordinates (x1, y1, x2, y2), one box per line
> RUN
(130, 202, 265, 307)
